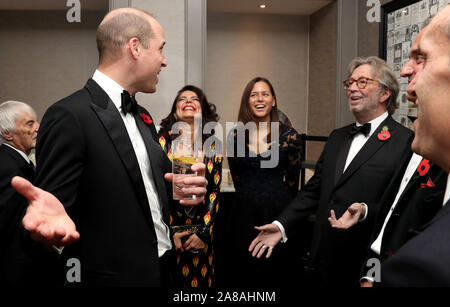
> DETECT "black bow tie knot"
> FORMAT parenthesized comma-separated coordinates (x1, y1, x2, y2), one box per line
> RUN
(350, 122, 371, 137)
(121, 90, 138, 115)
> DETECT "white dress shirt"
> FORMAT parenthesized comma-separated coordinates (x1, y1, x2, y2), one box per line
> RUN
(92, 70, 172, 257)
(274, 112, 389, 242)
(370, 153, 423, 255)
(443, 174, 450, 207)
(343, 112, 389, 172)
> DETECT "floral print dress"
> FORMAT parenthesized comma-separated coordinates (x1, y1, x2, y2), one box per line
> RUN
(158, 135, 222, 288)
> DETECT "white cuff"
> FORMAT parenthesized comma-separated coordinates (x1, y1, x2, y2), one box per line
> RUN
(52, 245, 64, 255)
(360, 276, 374, 283)
(359, 203, 368, 222)
(272, 220, 288, 243)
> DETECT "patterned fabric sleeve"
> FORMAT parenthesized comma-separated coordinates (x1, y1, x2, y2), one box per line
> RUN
(196, 143, 222, 244)
(281, 126, 303, 198)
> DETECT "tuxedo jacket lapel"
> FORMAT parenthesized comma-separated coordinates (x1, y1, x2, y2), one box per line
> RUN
(1, 145, 35, 179)
(86, 79, 155, 228)
(394, 160, 425, 206)
(134, 110, 171, 224)
(335, 117, 395, 189)
(334, 130, 353, 185)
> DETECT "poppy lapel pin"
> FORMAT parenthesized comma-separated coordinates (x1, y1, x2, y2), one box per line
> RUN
(417, 159, 431, 177)
(140, 112, 153, 125)
(377, 126, 391, 141)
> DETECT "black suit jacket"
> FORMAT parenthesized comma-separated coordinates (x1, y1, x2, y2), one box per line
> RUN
(277, 116, 414, 286)
(33, 79, 172, 286)
(361, 159, 446, 281)
(380, 198, 450, 286)
(0, 144, 35, 285)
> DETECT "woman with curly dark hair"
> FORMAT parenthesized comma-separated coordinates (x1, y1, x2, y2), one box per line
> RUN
(158, 85, 222, 288)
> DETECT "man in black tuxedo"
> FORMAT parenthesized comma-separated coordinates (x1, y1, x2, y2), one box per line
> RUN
(0, 101, 39, 285)
(249, 56, 414, 286)
(327, 29, 446, 284)
(11, 8, 207, 287)
(377, 6, 450, 286)
(338, 30, 447, 287)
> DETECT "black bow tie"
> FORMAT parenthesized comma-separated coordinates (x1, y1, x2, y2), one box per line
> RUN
(350, 123, 371, 137)
(121, 90, 138, 115)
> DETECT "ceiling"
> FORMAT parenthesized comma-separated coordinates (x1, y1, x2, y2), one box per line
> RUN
(207, 0, 334, 15)
(0, 0, 109, 11)
(0, 0, 334, 15)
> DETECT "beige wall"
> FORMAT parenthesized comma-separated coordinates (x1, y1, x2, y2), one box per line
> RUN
(206, 12, 309, 136)
(0, 10, 105, 120)
(132, 0, 188, 125)
(0, 1, 197, 128)
(358, 0, 393, 58)
(307, 1, 337, 161)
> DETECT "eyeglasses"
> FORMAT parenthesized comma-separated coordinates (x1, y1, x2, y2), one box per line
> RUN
(343, 77, 381, 90)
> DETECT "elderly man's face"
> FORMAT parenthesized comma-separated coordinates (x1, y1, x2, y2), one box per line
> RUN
(10, 108, 39, 155)
(346, 64, 385, 117)
(401, 31, 425, 103)
(410, 16, 450, 169)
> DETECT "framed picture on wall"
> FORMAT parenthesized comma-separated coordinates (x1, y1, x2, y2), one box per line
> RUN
(379, 0, 449, 129)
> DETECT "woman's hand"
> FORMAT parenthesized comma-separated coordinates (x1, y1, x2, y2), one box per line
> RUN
(183, 233, 206, 252)
(173, 231, 205, 253)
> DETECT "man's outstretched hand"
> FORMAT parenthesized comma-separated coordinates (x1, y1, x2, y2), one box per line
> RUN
(11, 176, 80, 247)
(328, 202, 366, 230)
(248, 223, 282, 259)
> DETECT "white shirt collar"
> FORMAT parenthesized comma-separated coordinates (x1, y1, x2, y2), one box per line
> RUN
(2, 143, 30, 163)
(356, 111, 389, 137)
(92, 69, 124, 112)
(443, 174, 450, 206)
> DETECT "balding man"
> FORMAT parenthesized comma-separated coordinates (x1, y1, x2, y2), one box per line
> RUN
(379, 6, 450, 286)
(13, 8, 207, 287)
(0, 101, 39, 285)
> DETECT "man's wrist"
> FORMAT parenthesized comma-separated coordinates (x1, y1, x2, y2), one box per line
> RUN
(359, 203, 368, 222)
(272, 220, 288, 243)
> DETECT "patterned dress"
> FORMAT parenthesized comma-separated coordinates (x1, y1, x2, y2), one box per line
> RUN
(158, 135, 222, 288)
(225, 122, 303, 288)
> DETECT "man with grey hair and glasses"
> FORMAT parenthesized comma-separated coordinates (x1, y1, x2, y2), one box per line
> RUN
(0, 101, 39, 286)
(249, 56, 413, 287)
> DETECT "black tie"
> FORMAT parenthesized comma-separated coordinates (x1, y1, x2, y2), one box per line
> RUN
(349, 123, 371, 137)
(121, 90, 138, 115)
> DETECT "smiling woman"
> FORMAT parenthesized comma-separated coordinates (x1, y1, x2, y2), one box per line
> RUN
(225, 77, 303, 288)
(158, 85, 222, 289)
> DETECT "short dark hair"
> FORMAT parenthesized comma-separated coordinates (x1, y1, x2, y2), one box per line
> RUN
(96, 9, 154, 63)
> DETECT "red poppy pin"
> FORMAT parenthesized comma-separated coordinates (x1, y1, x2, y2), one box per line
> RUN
(140, 112, 152, 125)
(417, 159, 430, 177)
(377, 126, 391, 141)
